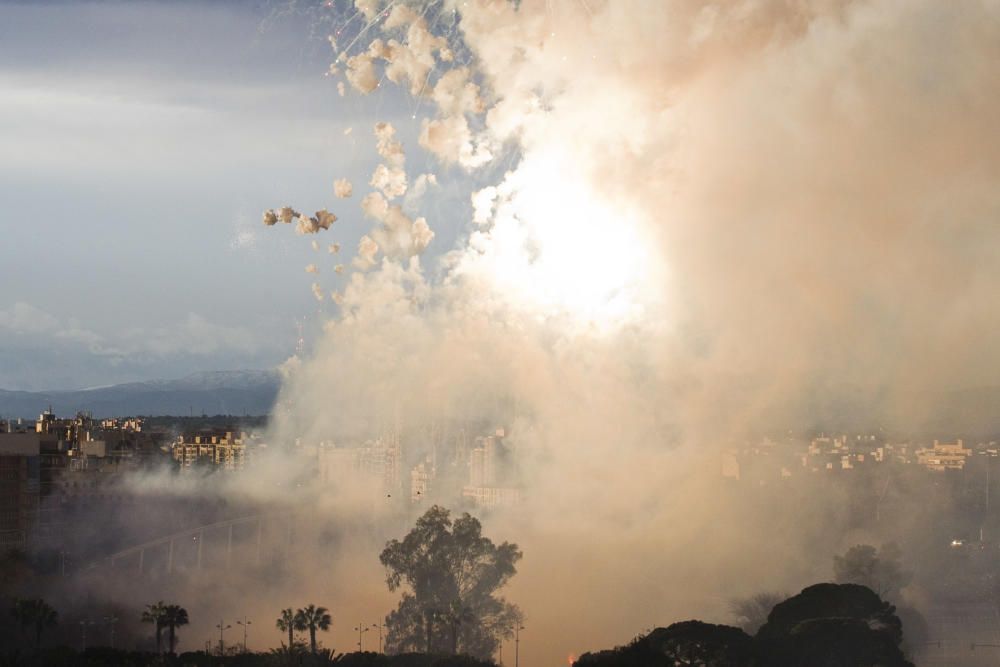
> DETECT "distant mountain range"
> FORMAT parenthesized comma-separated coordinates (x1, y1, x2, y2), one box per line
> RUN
(0, 370, 282, 419)
(1, 369, 998, 436)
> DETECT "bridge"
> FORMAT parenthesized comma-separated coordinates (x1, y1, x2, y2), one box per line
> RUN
(78, 512, 299, 575)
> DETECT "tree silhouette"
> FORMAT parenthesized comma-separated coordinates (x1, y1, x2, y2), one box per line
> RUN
(10, 598, 58, 649)
(30, 600, 57, 649)
(10, 598, 32, 643)
(141, 601, 167, 655)
(380, 505, 522, 658)
(441, 601, 476, 655)
(276, 607, 297, 648)
(295, 604, 332, 654)
(162, 604, 189, 654)
(756, 583, 912, 666)
(575, 621, 753, 667)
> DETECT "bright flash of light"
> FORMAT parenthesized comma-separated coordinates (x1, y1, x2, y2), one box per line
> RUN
(463, 148, 662, 333)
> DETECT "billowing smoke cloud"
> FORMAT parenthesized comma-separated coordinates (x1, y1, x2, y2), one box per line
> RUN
(370, 122, 408, 199)
(354, 234, 379, 269)
(256, 0, 1000, 663)
(334, 178, 353, 198)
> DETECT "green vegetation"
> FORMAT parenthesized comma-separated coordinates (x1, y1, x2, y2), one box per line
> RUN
(380, 506, 522, 659)
(577, 583, 913, 667)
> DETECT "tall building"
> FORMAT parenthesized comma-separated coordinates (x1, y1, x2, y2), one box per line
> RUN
(171, 432, 246, 471)
(316, 433, 402, 497)
(410, 459, 434, 503)
(463, 429, 520, 509)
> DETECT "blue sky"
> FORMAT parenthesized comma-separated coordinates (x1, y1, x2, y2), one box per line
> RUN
(0, 0, 473, 390)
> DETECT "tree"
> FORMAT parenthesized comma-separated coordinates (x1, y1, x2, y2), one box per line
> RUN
(379, 506, 523, 659)
(276, 607, 297, 647)
(268, 642, 308, 667)
(729, 592, 787, 635)
(755, 583, 912, 667)
(141, 601, 167, 655)
(295, 604, 332, 654)
(10, 598, 58, 649)
(441, 601, 475, 655)
(764, 617, 912, 667)
(575, 622, 753, 667)
(834, 543, 912, 599)
(11, 598, 32, 643)
(161, 604, 189, 654)
(30, 600, 57, 649)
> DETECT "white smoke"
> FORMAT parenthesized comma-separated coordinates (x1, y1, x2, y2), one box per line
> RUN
(334, 178, 353, 198)
(264, 1, 1000, 663)
(354, 234, 379, 269)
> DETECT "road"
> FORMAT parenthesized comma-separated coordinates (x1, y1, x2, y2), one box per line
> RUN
(920, 601, 1000, 666)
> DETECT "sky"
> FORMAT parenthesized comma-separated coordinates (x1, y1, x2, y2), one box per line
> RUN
(0, 0, 472, 390)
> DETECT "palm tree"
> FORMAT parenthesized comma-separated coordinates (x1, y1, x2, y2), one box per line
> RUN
(276, 608, 297, 648)
(10, 599, 58, 649)
(295, 604, 332, 654)
(141, 601, 167, 655)
(161, 604, 189, 654)
(30, 600, 57, 649)
(10, 598, 32, 643)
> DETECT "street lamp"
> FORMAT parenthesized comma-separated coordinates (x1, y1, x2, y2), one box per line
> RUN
(237, 617, 252, 653)
(515, 625, 525, 667)
(103, 615, 119, 650)
(354, 623, 370, 651)
(216, 620, 232, 656)
(371, 622, 385, 653)
(79, 619, 97, 651)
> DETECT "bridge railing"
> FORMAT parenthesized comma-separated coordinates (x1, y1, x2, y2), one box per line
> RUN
(78, 511, 298, 574)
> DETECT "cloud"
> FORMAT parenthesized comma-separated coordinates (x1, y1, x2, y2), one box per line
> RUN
(0, 303, 271, 366)
(0, 302, 59, 334)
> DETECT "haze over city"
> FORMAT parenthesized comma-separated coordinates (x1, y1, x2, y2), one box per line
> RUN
(2, 1, 1000, 666)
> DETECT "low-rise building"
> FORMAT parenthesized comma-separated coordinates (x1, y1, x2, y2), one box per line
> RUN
(917, 439, 971, 471)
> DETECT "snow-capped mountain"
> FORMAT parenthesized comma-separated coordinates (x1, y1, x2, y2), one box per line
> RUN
(0, 370, 282, 418)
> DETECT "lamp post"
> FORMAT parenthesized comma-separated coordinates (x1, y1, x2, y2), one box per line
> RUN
(371, 622, 384, 653)
(79, 619, 96, 651)
(216, 620, 232, 656)
(237, 617, 252, 653)
(104, 615, 119, 649)
(354, 623, 370, 651)
(515, 625, 525, 667)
